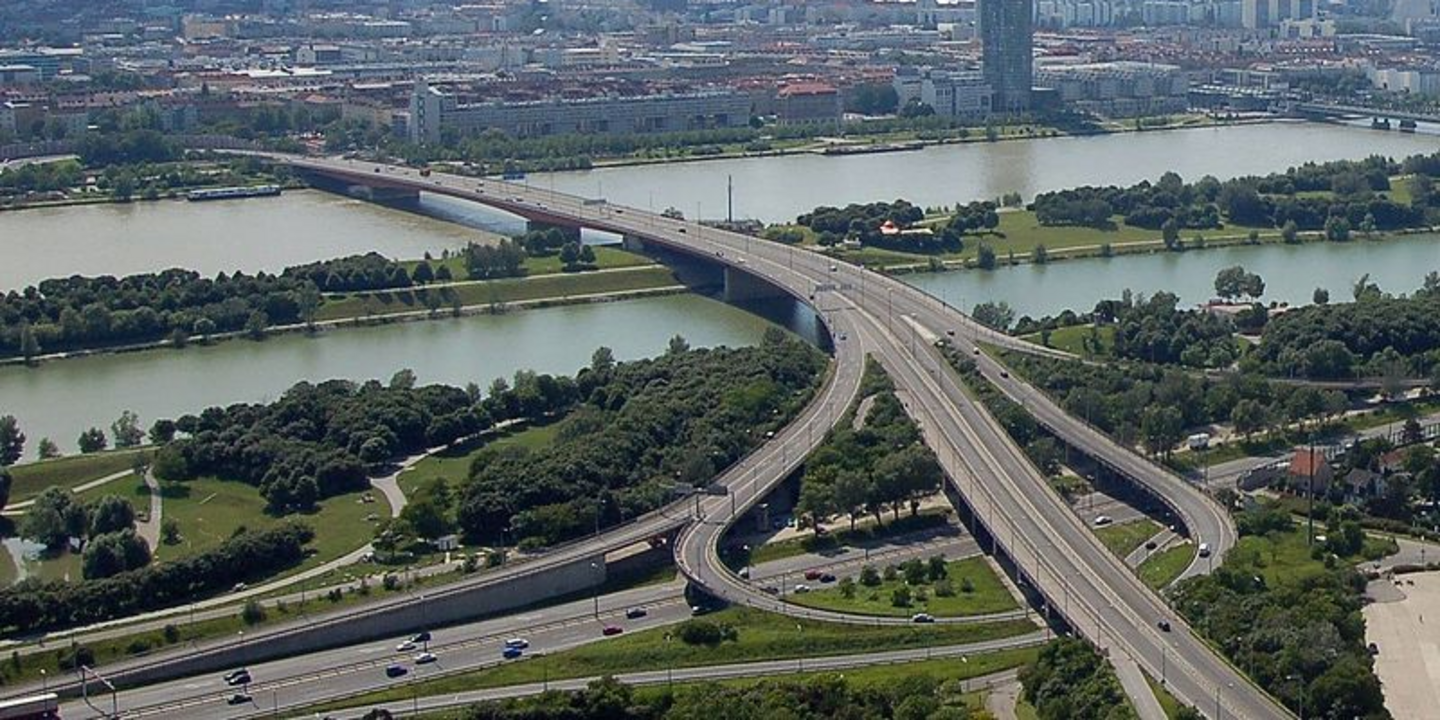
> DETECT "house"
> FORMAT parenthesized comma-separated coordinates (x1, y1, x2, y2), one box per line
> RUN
(431, 534, 461, 551)
(1287, 448, 1334, 497)
(1342, 468, 1388, 503)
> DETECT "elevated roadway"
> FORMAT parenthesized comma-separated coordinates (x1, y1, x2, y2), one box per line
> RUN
(241, 155, 1270, 718)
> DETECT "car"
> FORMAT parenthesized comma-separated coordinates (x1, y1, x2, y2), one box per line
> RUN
(911, 613, 935, 624)
(504, 638, 529, 649)
(502, 646, 524, 659)
(690, 605, 710, 616)
(1093, 515, 1113, 527)
(625, 607, 648, 619)
(793, 584, 811, 594)
(232, 582, 247, 593)
(946, 329, 955, 337)
(1368, 642, 1380, 655)
(1197, 542, 1212, 558)
(602, 625, 624, 636)
(223, 669, 251, 686)
(411, 631, 432, 644)
(414, 652, 437, 664)
(829, 264, 838, 272)
(228, 693, 252, 706)
(999, 370, 1010, 379)
(760, 585, 780, 595)
(804, 569, 822, 581)
(1144, 540, 1158, 551)
(677, 227, 687, 234)
(395, 640, 417, 652)
(1157, 619, 1171, 632)
(738, 567, 750, 579)
(819, 573, 837, 583)
(385, 664, 408, 678)
(972, 347, 981, 355)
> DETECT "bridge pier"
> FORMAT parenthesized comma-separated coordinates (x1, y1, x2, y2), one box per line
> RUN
(723, 266, 788, 303)
(622, 234, 647, 253)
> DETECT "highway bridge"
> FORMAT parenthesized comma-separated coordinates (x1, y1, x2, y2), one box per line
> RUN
(274, 155, 1273, 719)
(16, 154, 1273, 719)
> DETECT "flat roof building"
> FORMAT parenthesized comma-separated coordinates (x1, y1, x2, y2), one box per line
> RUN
(979, 0, 1034, 113)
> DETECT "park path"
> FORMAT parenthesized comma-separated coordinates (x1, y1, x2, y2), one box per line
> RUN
(135, 470, 162, 550)
(2, 469, 135, 514)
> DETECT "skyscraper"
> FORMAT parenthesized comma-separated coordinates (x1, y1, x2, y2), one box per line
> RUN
(979, 0, 1034, 114)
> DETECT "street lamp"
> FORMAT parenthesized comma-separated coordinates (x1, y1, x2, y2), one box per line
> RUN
(590, 561, 600, 619)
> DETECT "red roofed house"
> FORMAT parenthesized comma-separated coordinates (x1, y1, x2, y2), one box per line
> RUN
(776, 81, 841, 126)
(1287, 448, 1334, 497)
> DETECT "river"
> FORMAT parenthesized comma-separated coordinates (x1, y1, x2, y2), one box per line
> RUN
(2, 121, 1438, 453)
(0, 294, 818, 454)
(541, 122, 1440, 223)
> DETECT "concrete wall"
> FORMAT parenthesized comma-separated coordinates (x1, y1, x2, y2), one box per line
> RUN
(66, 553, 607, 692)
(723, 266, 788, 302)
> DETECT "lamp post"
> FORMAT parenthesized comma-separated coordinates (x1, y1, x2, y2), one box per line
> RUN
(590, 561, 600, 619)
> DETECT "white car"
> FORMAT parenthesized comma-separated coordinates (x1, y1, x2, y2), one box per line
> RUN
(793, 584, 811, 594)
(504, 638, 529, 649)
(1093, 515, 1113, 527)
(395, 640, 416, 652)
(414, 652, 437, 664)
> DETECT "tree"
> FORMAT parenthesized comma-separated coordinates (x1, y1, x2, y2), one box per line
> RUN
(1140, 406, 1184, 457)
(1281, 220, 1300, 244)
(1312, 287, 1330, 305)
(1161, 218, 1180, 249)
(111, 410, 144, 448)
(874, 446, 942, 518)
(88, 495, 136, 536)
(972, 301, 1016, 331)
(1324, 216, 1351, 242)
(81, 529, 150, 579)
(976, 244, 997, 270)
(590, 346, 615, 374)
(78, 428, 108, 454)
(667, 334, 690, 355)
(558, 241, 581, 268)
(1032, 244, 1049, 264)
(0, 467, 10, 512)
(1231, 400, 1269, 440)
(244, 310, 269, 340)
(579, 245, 596, 264)
(149, 419, 177, 445)
(21, 487, 86, 548)
(19, 322, 39, 363)
(411, 260, 434, 284)
(831, 470, 870, 531)
(0, 415, 23, 466)
(37, 438, 59, 460)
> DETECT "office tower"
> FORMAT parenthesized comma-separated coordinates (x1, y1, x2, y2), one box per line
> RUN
(980, 0, 1034, 113)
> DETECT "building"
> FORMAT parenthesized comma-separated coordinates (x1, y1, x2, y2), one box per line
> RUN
(1287, 447, 1334, 497)
(895, 67, 994, 119)
(979, 0, 1034, 113)
(1241, 0, 1315, 30)
(409, 80, 752, 143)
(775, 82, 841, 126)
(1035, 61, 1189, 117)
(0, 48, 82, 81)
(0, 65, 40, 85)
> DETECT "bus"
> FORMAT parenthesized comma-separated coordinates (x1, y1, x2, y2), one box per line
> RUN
(0, 693, 59, 720)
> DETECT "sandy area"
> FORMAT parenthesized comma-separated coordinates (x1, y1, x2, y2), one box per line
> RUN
(1365, 572, 1440, 719)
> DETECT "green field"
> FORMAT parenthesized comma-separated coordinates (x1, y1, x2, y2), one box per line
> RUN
(787, 556, 1018, 618)
(404, 246, 654, 280)
(157, 476, 388, 571)
(6, 448, 150, 502)
(398, 422, 560, 497)
(742, 511, 951, 567)
(316, 266, 680, 321)
(1021, 324, 1116, 357)
(1096, 519, 1162, 557)
(1138, 544, 1196, 590)
(317, 606, 1038, 710)
(1231, 525, 1395, 587)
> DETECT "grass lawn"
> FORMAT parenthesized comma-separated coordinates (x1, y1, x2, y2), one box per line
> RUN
(742, 511, 951, 567)
(398, 422, 560, 497)
(1015, 698, 1041, 720)
(6, 448, 150, 503)
(788, 556, 1017, 618)
(317, 606, 1038, 709)
(403, 246, 654, 280)
(1020, 324, 1115, 358)
(1229, 524, 1395, 587)
(1096, 519, 1162, 557)
(1138, 545, 1196, 590)
(155, 476, 389, 572)
(316, 266, 680, 321)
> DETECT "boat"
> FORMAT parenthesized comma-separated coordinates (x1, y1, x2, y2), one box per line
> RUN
(186, 185, 282, 202)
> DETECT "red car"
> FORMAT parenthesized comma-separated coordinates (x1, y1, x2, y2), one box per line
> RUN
(803, 569, 822, 581)
(602, 625, 624, 637)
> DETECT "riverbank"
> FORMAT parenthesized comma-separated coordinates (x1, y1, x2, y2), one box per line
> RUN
(0, 276, 691, 369)
(0, 178, 305, 213)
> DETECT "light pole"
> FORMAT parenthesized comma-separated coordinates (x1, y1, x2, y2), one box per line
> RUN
(590, 561, 600, 619)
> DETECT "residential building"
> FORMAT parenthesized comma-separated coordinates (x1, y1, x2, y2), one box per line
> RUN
(895, 67, 994, 119)
(775, 82, 841, 126)
(1287, 447, 1334, 497)
(979, 0, 1034, 113)
(1035, 61, 1189, 116)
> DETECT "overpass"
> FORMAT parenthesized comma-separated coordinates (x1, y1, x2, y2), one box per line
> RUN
(274, 155, 1275, 719)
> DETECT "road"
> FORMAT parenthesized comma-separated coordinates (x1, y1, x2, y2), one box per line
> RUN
(1205, 410, 1440, 490)
(138, 154, 1276, 719)
(58, 531, 996, 719)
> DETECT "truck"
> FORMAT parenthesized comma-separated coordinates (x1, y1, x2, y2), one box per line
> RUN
(1187, 433, 1211, 451)
(0, 693, 59, 720)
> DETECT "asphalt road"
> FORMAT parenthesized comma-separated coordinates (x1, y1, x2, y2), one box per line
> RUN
(238, 156, 1278, 719)
(59, 531, 994, 720)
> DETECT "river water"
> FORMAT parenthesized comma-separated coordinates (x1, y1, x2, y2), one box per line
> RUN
(1, 121, 1438, 453)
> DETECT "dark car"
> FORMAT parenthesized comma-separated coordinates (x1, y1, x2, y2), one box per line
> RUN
(502, 647, 523, 660)
(385, 664, 409, 678)
(602, 625, 624, 636)
(1144, 540, 1158, 551)
(625, 607, 648, 619)
(819, 573, 837, 583)
(223, 669, 251, 687)
(228, 694, 252, 706)
(1157, 619, 1172, 632)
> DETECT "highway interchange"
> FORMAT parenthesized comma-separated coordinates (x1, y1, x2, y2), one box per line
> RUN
(34, 155, 1288, 719)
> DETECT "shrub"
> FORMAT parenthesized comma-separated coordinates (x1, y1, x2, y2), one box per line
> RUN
(241, 600, 266, 626)
(891, 586, 913, 607)
(859, 565, 881, 586)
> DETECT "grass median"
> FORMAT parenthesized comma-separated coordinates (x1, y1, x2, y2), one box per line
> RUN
(1096, 519, 1162, 557)
(1138, 544, 1196, 590)
(786, 556, 1017, 618)
(316, 607, 1038, 711)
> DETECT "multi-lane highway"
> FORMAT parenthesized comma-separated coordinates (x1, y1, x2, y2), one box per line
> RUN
(46, 154, 1276, 719)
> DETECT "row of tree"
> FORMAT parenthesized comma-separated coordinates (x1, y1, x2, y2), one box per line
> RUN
(794, 361, 944, 531)
(0, 523, 313, 634)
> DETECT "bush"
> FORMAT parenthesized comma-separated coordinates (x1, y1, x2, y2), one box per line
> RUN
(933, 578, 955, 597)
(241, 600, 266, 626)
(960, 577, 975, 594)
(677, 620, 724, 646)
(162, 624, 180, 643)
(882, 565, 899, 582)
(859, 565, 881, 587)
(891, 586, 913, 607)
(57, 645, 95, 671)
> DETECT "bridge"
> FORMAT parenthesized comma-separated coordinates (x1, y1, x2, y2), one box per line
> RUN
(280, 155, 1276, 719)
(18, 154, 1280, 720)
